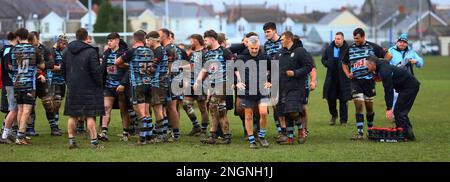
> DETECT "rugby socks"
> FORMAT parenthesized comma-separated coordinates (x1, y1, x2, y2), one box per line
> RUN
(155, 119, 164, 139)
(295, 120, 303, 136)
(173, 128, 180, 139)
(356, 113, 364, 135)
(54, 112, 60, 126)
(223, 133, 232, 141)
(142, 121, 149, 140)
(122, 128, 130, 137)
(145, 117, 154, 140)
(26, 123, 34, 132)
(295, 119, 302, 130)
(91, 138, 99, 146)
(185, 108, 200, 128)
(68, 137, 76, 145)
(101, 127, 108, 135)
(286, 116, 295, 139)
(17, 131, 26, 139)
(191, 119, 200, 129)
(287, 126, 295, 139)
(46, 112, 58, 130)
(367, 112, 374, 128)
(138, 118, 146, 142)
(280, 127, 287, 136)
(275, 120, 282, 134)
(162, 117, 169, 135)
(128, 110, 138, 133)
(258, 129, 266, 140)
(248, 135, 256, 144)
(201, 123, 208, 132)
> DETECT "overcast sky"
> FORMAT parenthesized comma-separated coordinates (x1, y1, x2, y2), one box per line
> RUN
(175, 0, 450, 13)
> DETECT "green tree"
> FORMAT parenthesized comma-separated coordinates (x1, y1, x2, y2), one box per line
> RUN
(93, 1, 124, 33)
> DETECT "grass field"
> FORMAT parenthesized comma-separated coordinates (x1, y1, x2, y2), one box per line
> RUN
(0, 56, 449, 162)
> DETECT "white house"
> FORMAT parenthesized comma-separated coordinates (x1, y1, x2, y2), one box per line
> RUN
(224, 4, 315, 44)
(0, 0, 88, 40)
(25, 14, 40, 32)
(376, 11, 448, 44)
(225, 5, 286, 43)
(80, 10, 97, 30)
(282, 18, 295, 32)
(40, 11, 65, 35)
(281, 15, 315, 38)
(234, 17, 249, 37)
(128, 9, 161, 32)
(153, 2, 225, 44)
(307, 9, 368, 43)
(306, 24, 361, 43)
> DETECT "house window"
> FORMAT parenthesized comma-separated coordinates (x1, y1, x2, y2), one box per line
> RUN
(285, 26, 292, 31)
(17, 21, 24, 28)
(199, 20, 202, 29)
(238, 25, 245, 33)
(44, 23, 49, 33)
(141, 22, 148, 30)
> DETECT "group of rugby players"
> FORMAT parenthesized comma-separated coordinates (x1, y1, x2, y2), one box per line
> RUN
(0, 20, 421, 149)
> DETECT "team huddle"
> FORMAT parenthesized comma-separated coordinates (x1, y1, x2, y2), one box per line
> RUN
(0, 21, 422, 149)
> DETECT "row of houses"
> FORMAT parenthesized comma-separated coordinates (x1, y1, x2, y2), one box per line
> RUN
(0, 0, 449, 55)
(104, 0, 450, 57)
(225, 0, 450, 55)
(109, 0, 226, 44)
(0, 0, 95, 39)
(0, 0, 224, 44)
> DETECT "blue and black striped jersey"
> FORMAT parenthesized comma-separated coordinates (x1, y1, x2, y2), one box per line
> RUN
(11, 43, 42, 91)
(50, 47, 65, 85)
(342, 41, 386, 80)
(188, 49, 206, 87)
(151, 46, 169, 88)
(104, 47, 127, 89)
(202, 46, 233, 85)
(264, 38, 282, 59)
(121, 46, 154, 87)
